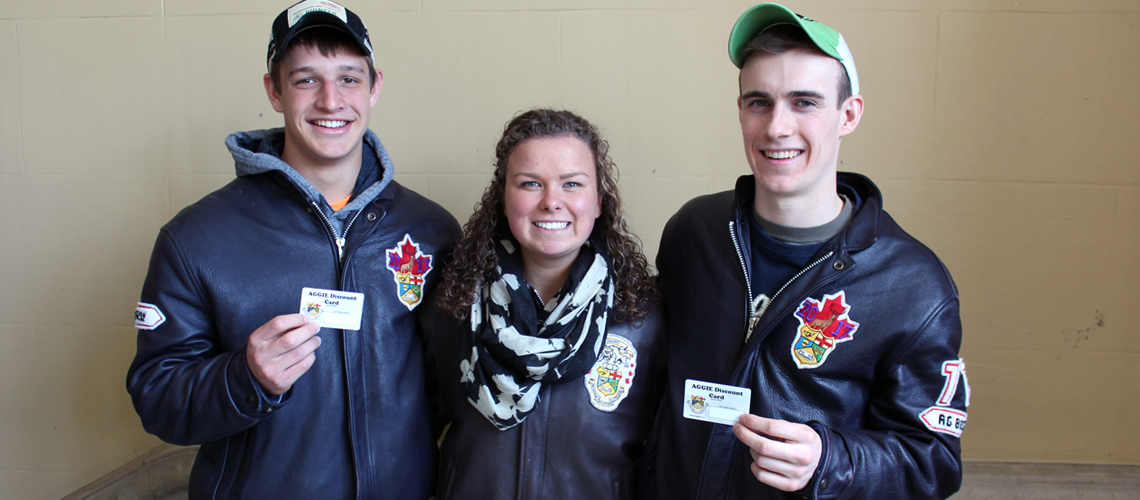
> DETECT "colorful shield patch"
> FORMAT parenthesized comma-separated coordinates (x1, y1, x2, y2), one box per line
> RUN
(386, 234, 434, 311)
(584, 334, 637, 412)
(790, 291, 859, 369)
(304, 302, 322, 320)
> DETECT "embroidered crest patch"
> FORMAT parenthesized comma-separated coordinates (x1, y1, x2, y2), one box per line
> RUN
(386, 235, 433, 311)
(584, 334, 637, 412)
(134, 302, 166, 330)
(790, 291, 860, 369)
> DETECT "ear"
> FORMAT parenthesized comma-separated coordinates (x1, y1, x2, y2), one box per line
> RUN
(737, 94, 745, 123)
(838, 94, 864, 138)
(263, 73, 285, 113)
(369, 69, 384, 108)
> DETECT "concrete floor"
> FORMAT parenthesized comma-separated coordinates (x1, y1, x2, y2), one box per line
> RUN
(120, 464, 1140, 500)
(956, 462, 1140, 499)
(65, 445, 1140, 500)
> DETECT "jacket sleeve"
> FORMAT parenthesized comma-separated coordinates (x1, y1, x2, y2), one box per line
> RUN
(126, 229, 289, 446)
(807, 297, 967, 500)
(418, 300, 452, 441)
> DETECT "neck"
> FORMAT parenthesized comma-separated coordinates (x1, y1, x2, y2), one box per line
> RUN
(280, 143, 363, 203)
(521, 254, 577, 304)
(753, 188, 844, 228)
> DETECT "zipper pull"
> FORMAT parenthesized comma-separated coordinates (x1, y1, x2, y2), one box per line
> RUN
(745, 294, 771, 343)
(336, 237, 346, 261)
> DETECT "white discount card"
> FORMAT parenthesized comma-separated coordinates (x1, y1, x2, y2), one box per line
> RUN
(682, 379, 751, 426)
(299, 287, 365, 331)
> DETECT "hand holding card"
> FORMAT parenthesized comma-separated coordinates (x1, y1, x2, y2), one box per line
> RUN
(732, 413, 822, 492)
(246, 313, 323, 396)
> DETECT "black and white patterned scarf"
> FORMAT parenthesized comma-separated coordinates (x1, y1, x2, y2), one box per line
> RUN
(459, 238, 613, 430)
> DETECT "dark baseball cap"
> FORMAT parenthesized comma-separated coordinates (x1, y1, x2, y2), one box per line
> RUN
(267, 0, 374, 70)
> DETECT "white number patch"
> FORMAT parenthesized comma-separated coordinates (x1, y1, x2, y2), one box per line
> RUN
(920, 359, 970, 437)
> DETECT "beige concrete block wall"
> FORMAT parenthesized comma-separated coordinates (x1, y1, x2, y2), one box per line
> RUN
(0, 0, 1136, 497)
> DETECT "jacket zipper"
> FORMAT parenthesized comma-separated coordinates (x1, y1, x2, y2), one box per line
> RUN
(309, 200, 365, 495)
(744, 251, 835, 343)
(733, 215, 836, 344)
(310, 201, 362, 265)
(728, 221, 755, 322)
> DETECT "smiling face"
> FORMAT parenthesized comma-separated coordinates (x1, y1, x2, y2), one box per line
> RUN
(503, 136, 602, 273)
(264, 44, 382, 175)
(738, 48, 861, 212)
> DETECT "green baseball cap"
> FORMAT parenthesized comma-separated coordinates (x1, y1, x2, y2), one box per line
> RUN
(728, 3, 860, 95)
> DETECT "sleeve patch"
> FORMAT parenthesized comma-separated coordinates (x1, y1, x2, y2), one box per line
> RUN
(135, 302, 166, 330)
(920, 407, 967, 437)
(920, 358, 970, 437)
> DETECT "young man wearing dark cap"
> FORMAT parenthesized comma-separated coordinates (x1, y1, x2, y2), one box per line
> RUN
(642, 3, 969, 499)
(127, 1, 459, 497)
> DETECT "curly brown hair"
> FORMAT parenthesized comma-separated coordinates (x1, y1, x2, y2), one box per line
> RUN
(435, 109, 657, 322)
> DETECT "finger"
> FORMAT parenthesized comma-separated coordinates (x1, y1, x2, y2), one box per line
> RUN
(734, 422, 787, 459)
(275, 335, 322, 368)
(734, 423, 779, 453)
(739, 414, 816, 444)
(273, 320, 322, 353)
(751, 462, 808, 493)
(277, 351, 318, 388)
(250, 313, 313, 341)
(752, 453, 805, 479)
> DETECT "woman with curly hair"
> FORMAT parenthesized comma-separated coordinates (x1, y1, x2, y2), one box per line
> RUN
(419, 109, 662, 499)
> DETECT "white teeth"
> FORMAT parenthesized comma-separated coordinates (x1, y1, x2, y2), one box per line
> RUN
(764, 150, 800, 159)
(535, 221, 570, 230)
(314, 120, 348, 128)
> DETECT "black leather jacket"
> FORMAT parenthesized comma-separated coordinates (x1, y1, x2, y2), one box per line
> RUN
(127, 130, 460, 499)
(642, 173, 967, 500)
(421, 299, 664, 500)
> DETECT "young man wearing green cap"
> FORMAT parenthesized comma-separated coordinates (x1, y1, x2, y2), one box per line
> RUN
(643, 4, 968, 499)
(126, 1, 459, 498)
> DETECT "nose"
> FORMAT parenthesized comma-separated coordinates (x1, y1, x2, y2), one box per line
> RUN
(765, 106, 793, 140)
(316, 82, 343, 111)
(540, 188, 562, 212)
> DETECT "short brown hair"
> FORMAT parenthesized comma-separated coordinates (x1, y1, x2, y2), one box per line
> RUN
(740, 24, 851, 108)
(269, 27, 377, 93)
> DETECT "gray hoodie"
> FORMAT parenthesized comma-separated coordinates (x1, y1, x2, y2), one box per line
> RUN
(225, 127, 394, 237)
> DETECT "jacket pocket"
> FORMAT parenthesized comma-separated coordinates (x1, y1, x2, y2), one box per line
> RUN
(228, 427, 257, 497)
(436, 452, 457, 500)
(614, 468, 635, 500)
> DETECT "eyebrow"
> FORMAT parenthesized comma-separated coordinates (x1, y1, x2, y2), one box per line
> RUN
(741, 90, 827, 100)
(514, 171, 591, 180)
(286, 64, 367, 78)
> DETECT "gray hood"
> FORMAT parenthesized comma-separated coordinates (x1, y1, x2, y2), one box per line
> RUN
(224, 128, 395, 230)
